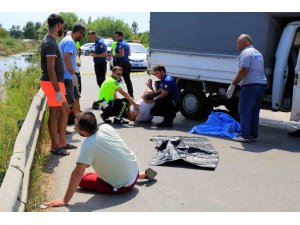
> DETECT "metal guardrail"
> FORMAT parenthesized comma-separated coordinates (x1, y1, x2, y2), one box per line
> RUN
(0, 88, 46, 211)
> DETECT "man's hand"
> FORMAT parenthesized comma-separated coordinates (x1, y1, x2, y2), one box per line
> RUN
(146, 79, 153, 90)
(72, 75, 78, 86)
(133, 103, 140, 112)
(55, 91, 63, 102)
(89, 52, 96, 57)
(45, 199, 67, 208)
(226, 84, 236, 98)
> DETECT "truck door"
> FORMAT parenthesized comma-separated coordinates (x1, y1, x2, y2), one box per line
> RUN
(272, 22, 300, 110)
(290, 45, 300, 121)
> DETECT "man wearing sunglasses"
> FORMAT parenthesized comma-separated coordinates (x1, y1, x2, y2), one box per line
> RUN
(99, 66, 139, 124)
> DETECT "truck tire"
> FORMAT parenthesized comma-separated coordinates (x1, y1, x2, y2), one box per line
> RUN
(179, 88, 209, 120)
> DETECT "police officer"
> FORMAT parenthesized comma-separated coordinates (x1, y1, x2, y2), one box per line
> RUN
(88, 31, 107, 87)
(114, 31, 134, 98)
(146, 65, 180, 127)
(99, 66, 139, 124)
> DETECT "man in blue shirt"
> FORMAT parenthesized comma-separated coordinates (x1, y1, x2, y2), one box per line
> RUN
(88, 31, 108, 87)
(114, 31, 134, 97)
(146, 65, 181, 127)
(59, 24, 86, 121)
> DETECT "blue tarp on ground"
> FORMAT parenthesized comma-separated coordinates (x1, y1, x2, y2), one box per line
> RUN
(189, 112, 241, 139)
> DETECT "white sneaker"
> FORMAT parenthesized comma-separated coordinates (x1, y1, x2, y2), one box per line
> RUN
(233, 136, 251, 143)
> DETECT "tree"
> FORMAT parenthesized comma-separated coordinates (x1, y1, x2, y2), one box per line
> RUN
(59, 12, 79, 31)
(9, 25, 23, 39)
(0, 23, 2, 28)
(37, 21, 48, 40)
(34, 22, 41, 40)
(88, 16, 92, 24)
(132, 31, 149, 47)
(0, 27, 9, 38)
(131, 21, 139, 34)
(87, 17, 133, 39)
(23, 21, 35, 39)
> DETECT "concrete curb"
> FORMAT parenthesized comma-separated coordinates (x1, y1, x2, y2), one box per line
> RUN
(0, 88, 46, 212)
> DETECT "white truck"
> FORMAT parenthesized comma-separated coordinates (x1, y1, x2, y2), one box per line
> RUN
(148, 12, 300, 120)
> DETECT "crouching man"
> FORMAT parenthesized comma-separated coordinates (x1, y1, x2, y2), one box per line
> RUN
(147, 65, 180, 127)
(45, 112, 157, 207)
(99, 66, 139, 124)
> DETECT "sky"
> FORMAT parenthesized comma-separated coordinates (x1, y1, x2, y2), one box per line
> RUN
(0, 12, 150, 32)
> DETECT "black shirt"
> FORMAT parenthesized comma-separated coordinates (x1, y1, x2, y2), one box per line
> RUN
(40, 34, 64, 82)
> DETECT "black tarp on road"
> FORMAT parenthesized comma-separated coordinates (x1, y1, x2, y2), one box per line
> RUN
(150, 136, 219, 170)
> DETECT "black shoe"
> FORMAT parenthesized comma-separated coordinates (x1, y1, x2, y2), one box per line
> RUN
(145, 168, 157, 181)
(288, 129, 300, 137)
(113, 118, 129, 124)
(156, 120, 173, 127)
(100, 114, 112, 123)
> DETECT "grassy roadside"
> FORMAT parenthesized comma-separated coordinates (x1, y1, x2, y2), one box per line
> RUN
(0, 38, 39, 56)
(0, 65, 41, 185)
(26, 110, 53, 212)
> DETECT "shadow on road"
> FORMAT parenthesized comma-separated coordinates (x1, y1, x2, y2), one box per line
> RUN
(66, 188, 139, 212)
(233, 122, 300, 153)
(153, 160, 217, 171)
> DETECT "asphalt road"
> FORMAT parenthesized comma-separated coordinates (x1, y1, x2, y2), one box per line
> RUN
(46, 56, 300, 212)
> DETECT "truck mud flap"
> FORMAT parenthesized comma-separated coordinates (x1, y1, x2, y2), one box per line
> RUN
(150, 136, 219, 170)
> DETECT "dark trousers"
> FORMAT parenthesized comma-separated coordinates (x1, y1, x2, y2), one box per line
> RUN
(75, 72, 81, 93)
(116, 61, 133, 97)
(94, 61, 107, 87)
(102, 98, 129, 119)
(150, 97, 179, 122)
(238, 84, 267, 139)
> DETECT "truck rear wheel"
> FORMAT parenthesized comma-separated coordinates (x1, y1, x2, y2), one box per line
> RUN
(179, 88, 209, 120)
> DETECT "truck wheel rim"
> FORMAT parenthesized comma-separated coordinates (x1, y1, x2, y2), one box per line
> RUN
(183, 94, 198, 113)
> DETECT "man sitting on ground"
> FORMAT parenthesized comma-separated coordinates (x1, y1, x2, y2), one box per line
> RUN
(127, 89, 157, 123)
(44, 112, 157, 207)
(99, 66, 139, 124)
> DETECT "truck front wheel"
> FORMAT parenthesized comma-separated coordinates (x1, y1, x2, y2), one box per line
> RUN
(179, 88, 209, 120)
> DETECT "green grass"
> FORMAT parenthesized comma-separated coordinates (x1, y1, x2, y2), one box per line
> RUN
(0, 38, 39, 56)
(0, 65, 41, 184)
(26, 110, 52, 212)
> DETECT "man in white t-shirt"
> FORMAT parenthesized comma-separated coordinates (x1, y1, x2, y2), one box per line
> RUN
(44, 112, 157, 207)
(127, 90, 157, 123)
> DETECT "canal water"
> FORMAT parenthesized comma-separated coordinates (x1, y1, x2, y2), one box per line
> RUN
(0, 53, 35, 83)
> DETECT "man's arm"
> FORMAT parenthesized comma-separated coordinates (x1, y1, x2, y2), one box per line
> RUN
(117, 87, 139, 111)
(45, 163, 88, 207)
(231, 67, 249, 85)
(47, 57, 60, 92)
(64, 52, 75, 75)
(226, 67, 249, 98)
(90, 51, 107, 58)
(115, 47, 124, 58)
(127, 106, 138, 121)
(154, 89, 169, 101)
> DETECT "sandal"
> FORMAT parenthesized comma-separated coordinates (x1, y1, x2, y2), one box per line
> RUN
(51, 147, 70, 156)
(145, 168, 157, 181)
(62, 143, 77, 150)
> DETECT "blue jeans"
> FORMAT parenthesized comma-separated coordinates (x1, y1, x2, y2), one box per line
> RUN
(238, 84, 267, 139)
